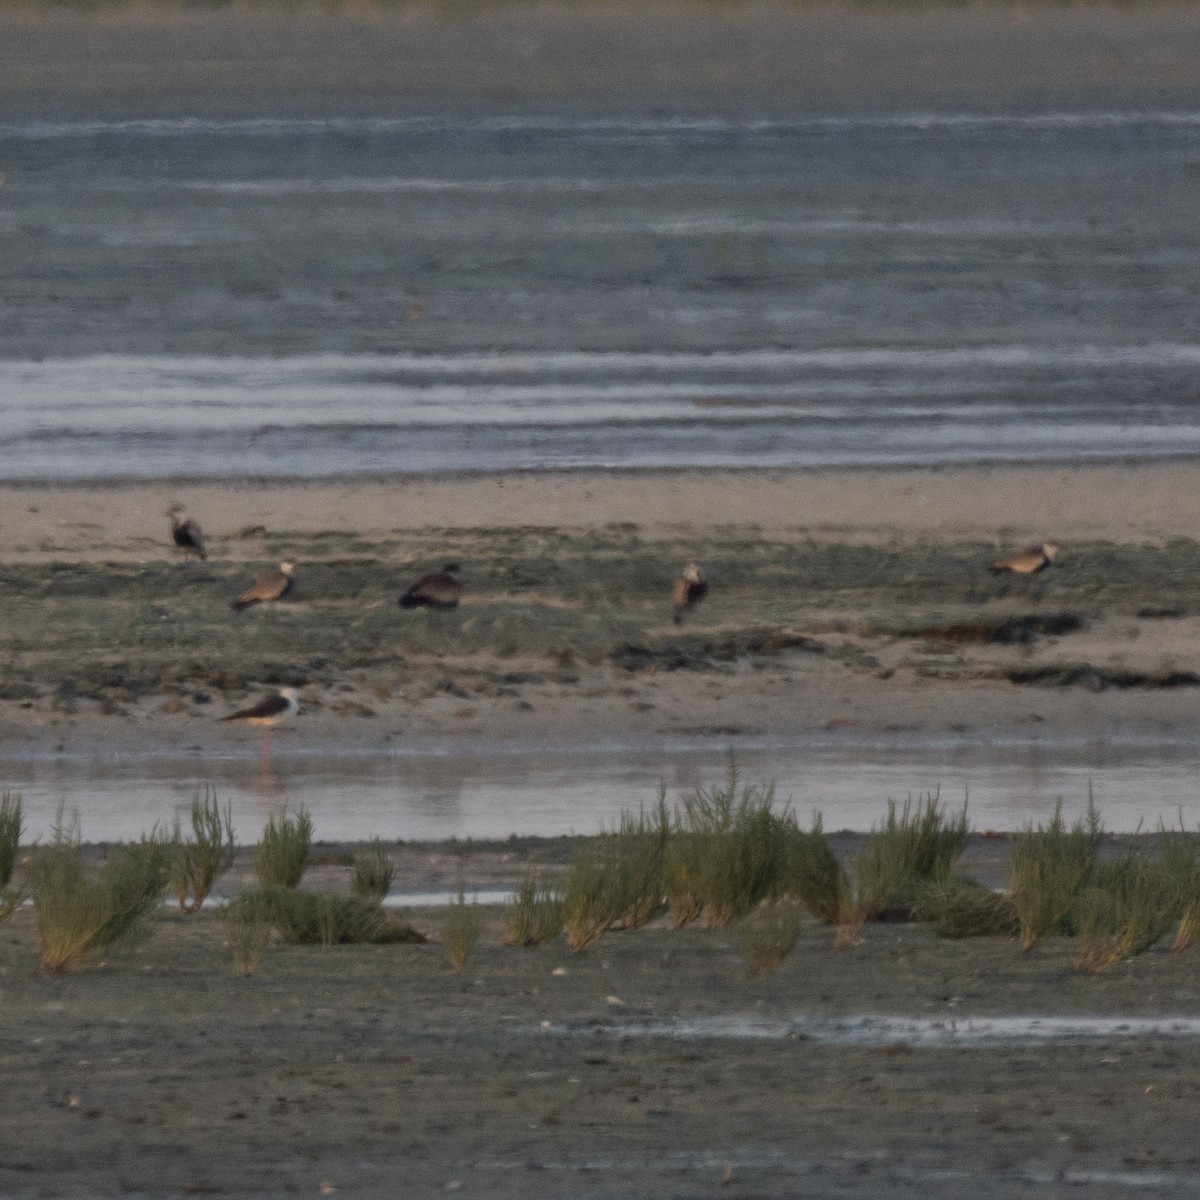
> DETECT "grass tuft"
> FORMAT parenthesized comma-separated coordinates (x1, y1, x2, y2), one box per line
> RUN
(1009, 799, 1102, 950)
(782, 815, 852, 925)
(664, 760, 794, 928)
(0, 790, 24, 925)
(564, 799, 670, 952)
(1074, 839, 1190, 971)
(30, 817, 172, 974)
(253, 808, 313, 889)
(442, 888, 485, 971)
(170, 785, 235, 914)
(221, 889, 273, 976)
(854, 791, 969, 920)
(739, 901, 804, 975)
(502, 870, 566, 946)
(351, 838, 395, 902)
(0, 790, 21, 890)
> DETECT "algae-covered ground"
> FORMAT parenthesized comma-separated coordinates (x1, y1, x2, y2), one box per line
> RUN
(3, 525, 1200, 728)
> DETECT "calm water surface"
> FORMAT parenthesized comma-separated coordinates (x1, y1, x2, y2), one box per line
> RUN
(2, 111, 1200, 477)
(7, 737, 1200, 844)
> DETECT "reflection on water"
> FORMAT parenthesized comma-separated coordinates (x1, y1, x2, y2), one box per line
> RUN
(5, 737, 1200, 844)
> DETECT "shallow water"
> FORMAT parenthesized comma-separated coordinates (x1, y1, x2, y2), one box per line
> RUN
(6, 735, 1199, 844)
(3, 110, 1200, 476)
(552, 1013, 1200, 1047)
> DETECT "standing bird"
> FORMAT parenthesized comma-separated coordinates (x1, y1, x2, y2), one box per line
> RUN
(231, 559, 296, 610)
(991, 542, 1061, 575)
(673, 562, 709, 624)
(399, 563, 462, 610)
(220, 686, 299, 769)
(167, 504, 206, 561)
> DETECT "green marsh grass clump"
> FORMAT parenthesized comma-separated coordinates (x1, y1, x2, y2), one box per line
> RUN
(1160, 828, 1200, 952)
(170, 786, 235, 914)
(30, 822, 172, 974)
(352, 839, 395, 902)
(783, 814, 854, 925)
(564, 801, 670, 951)
(664, 762, 794, 928)
(912, 878, 1021, 939)
(739, 901, 804, 975)
(0, 790, 24, 924)
(854, 792, 969, 920)
(221, 889, 273, 976)
(1009, 799, 1103, 950)
(1074, 835, 1194, 971)
(0, 790, 21, 890)
(442, 889, 486, 971)
(253, 807, 313, 889)
(503, 870, 566, 946)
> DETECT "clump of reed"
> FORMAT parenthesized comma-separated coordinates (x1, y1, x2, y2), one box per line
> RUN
(739, 900, 804, 975)
(664, 762, 794, 929)
(853, 792, 969, 920)
(352, 838, 395, 902)
(30, 817, 172, 974)
(1009, 799, 1102, 950)
(226, 886, 422, 947)
(1074, 831, 1197, 971)
(170, 785, 235, 914)
(221, 888, 273, 976)
(0, 790, 24, 924)
(253, 808, 313, 889)
(502, 869, 566, 946)
(911, 878, 1021, 939)
(0, 790, 21, 890)
(1160, 825, 1200, 952)
(564, 798, 669, 952)
(783, 816, 852, 925)
(442, 888, 486, 971)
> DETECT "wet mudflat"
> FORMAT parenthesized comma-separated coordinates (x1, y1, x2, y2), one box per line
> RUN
(4, 897, 1200, 1199)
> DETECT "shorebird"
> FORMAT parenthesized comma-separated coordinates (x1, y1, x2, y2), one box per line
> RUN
(991, 542, 1061, 576)
(399, 563, 462, 610)
(231, 559, 296, 610)
(672, 562, 709, 624)
(167, 504, 206, 561)
(220, 687, 299, 769)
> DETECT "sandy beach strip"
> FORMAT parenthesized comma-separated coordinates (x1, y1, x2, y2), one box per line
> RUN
(1, 462, 1197, 561)
(3, 1, 1200, 113)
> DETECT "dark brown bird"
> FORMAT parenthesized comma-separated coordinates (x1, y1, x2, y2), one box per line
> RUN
(231, 559, 296, 610)
(220, 686, 299, 768)
(672, 562, 708, 624)
(399, 563, 461, 610)
(991, 542, 1060, 575)
(168, 504, 206, 561)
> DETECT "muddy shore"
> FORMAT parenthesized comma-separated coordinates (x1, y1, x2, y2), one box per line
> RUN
(4, 466, 1200, 764)
(6, 857, 1200, 1199)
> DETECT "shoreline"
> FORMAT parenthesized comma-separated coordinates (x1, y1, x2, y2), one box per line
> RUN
(4, 461, 1200, 770)
(4, 461, 1200, 551)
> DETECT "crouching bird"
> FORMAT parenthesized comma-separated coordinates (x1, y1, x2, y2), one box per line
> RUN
(231, 559, 296, 610)
(399, 563, 462, 610)
(220, 687, 299, 769)
(991, 542, 1060, 575)
(673, 562, 708, 624)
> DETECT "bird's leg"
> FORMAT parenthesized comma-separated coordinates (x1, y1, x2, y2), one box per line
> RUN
(261, 728, 272, 772)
